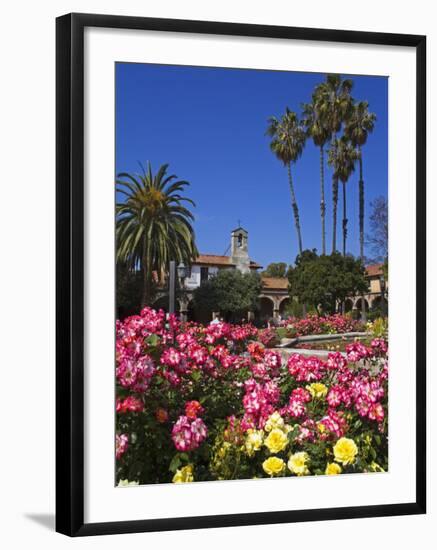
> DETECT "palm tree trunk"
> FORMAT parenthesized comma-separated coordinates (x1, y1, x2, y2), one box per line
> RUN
(358, 148, 366, 322)
(342, 181, 348, 256)
(332, 175, 338, 253)
(320, 145, 326, 255)
(287, 163, 303, 255)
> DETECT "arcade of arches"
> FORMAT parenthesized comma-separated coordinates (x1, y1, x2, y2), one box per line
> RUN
(150, 270, 388, 323)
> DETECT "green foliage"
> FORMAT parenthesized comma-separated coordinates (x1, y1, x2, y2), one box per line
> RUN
(288, 250, 368, 314)
(282, 297, 305, 319)
(266, 108, 306, 166)
(262, 262, 289, 278)
(193, 270, 262, 322)
(367, 317, 388, 338)
(313, 74, 354, 137)
(344, 100, 376, 149)
(328, 136, 359, 185)
(116, 162, 198, 306)
(116, 263, 144, 318)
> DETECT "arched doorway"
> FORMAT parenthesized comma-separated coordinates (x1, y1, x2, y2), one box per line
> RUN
(259, 297, 274, 323)
(279, 297, 291, 318)
(344, 298, 354, 313)
(355, 298, 369, 312)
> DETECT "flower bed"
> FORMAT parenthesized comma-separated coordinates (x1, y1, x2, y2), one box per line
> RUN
(279, 314, 365, 338)
(116, 307, 388, 485)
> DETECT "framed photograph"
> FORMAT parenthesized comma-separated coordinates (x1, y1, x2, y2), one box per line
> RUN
(56, 13, 426, 536)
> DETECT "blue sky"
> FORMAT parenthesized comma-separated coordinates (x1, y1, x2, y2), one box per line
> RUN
(116, 63, 388, 269)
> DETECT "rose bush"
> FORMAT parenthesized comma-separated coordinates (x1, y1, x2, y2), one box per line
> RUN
(116, 307, 388, 484)
(279, 314, 365, 338)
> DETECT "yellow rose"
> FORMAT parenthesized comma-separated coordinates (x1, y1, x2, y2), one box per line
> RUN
(117, 479, 139, 487)
(264, 428, 288, 454)
(333, 437, 358, 466)
(262, 456, 285, 476)
(288, 452, 310, 476)
(325, 462, 342, 475)
(264, 411, 285, 432)
(172, 464, 194, 483)
(317, 422, 326, 433)
(245, 429, 264, 456)
(306, 383, 328, 399)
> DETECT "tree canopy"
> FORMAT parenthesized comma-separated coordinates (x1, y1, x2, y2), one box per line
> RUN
(262, 262, 289, 278)
(116, 162, 198, 306)
(193, 270, 262, 322)
(288, 250, 368, 314)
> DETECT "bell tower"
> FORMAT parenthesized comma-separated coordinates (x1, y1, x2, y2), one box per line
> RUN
(231, 227, 250, 273)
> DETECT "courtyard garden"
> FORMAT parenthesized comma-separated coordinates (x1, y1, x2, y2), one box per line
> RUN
(116, 307, 388, 485)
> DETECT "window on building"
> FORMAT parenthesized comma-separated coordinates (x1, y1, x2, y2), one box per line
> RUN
(200, 267, 209, 283)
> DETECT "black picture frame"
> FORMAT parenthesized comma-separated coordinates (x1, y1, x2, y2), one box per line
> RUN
(56, 12, 426, 537)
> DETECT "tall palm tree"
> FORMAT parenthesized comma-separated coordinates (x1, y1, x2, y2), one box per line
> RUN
(302, 98, 331, 254)
(266, 108, 306, 254)
(344, 101, 376, 261)
(116, 162, 198, 307)
(328, 137, 359, 256)
(314, 74, 353, 252)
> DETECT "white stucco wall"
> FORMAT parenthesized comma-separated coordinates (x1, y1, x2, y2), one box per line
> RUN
(185, 265, 220, 289)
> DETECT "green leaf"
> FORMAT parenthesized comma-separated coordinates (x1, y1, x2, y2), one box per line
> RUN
(169, 455, 181, 473)
(191, 370, 202, 382)
(287, 426, 300, 442)
(145, 333, 159, 347)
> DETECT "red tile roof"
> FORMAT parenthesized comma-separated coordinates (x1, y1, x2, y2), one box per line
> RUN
(193, 254, 234, 266)
(366, 264, 384, 277)
(261, 276, 288, 290)
(193, 254, 262, 269)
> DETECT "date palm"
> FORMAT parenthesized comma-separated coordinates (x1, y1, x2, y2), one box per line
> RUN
(314, 75, 353, 252)
(266, 108, 306, 254)
(344, 101, 376, 261)
(302, 98, 331, 254)
(328, 137, 359, 256)
(116, 162, 198, 307)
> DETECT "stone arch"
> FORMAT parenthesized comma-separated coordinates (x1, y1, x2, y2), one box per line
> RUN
(278, 296, 291, 316)
(259, 295, 274, 321)
(355, 297, 369, 312)
(344, 298, 354, 313)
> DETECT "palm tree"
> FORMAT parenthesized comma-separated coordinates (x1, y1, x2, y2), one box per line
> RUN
(301, 98, 331, 254)
(116, 162, 198, 307)
(344, 101, 376, 261)
(314, 75, 353, 252)
(266, 108, 306, 254)
(328, 137, 359, 256)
